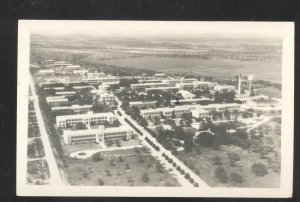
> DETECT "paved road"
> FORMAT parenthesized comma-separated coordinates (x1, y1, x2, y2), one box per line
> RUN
(29, 74, 64, 185)
(114, 96, 209, 188)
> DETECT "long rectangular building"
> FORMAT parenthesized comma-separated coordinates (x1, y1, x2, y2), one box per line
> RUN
(171, 97, 212, 105)
(175, 81, 212, 90)
(140, 103, 241, 119)
(129, 101, 157, 109)
(46, 96, 69, 107)
(131, 82, 172, 90)
(51, 105, 92, 113)
(56, 111, 116, 128)
(63, 125, 133, 145)
(83, 76, 119, 85)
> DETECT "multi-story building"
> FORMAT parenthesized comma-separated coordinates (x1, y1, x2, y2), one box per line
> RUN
(37, 69, 55, 75)
(162, 78, 198, 85)
(140, 103, 241, 119)
(51, 105, 92, 114)
(99, 93, 115, 104)
(56, 111, 116, 128)
(63, 125, 133, 145)
(83, 76, 119, 85)
(55, 91, 76, 96)
(46, 96, 69, 107)
(140, 106, 190, 119)
(191, 108, 210, 118)
(131, 82, 172, 90)
(177, 90, 196, 99)
(175, 81, 212, 90)
(171, 97, 212, 105)
(155, 73, 166, 77)
(129, 101, 157, 109)
(145, 86, 179, 92)
(73, 69, 88, 75)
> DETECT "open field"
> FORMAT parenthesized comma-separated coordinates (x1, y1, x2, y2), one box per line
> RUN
(96, 56, 281, 82)
(65, 147, 180, 186)
(258, 87, 282, 98)
(176, 118, 281, 187)
(27, 160, 50, 185)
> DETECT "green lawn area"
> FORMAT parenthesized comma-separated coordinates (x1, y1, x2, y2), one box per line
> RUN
(65, 147, 180, 187)
(176, 118, 281, 188)
(27, 160, 50, 185)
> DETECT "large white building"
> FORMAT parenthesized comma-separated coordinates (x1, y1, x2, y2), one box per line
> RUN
(191, 108, 210, 118)
(145, 86, 179, 92)
(83, 76, 119, 85)
(131, 82, 172, 90)
(99, 93, 115, 104)
(140, 106, 190, 119)
(73, 69, 88, 75)
(162, 78, 198, 85)
(55, 91, 76, 96)
(175, 81, 212, 90)
(140, 103, 241, 119)
(56, 111, 116, 128)
(177, 90, 195, 99)
(63, 125, 133, 145)
(171, 97, 211, 105)
(51, 105, 92, 114)
(37, 69, 54, 75)
(129, 101, 157, 109)
(46, 96, 69, 107)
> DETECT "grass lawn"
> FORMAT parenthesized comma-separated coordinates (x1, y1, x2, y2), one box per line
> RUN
(176, 118, 281, 188)
(65, 147, 180, 187)
(27, 160, 50, 185)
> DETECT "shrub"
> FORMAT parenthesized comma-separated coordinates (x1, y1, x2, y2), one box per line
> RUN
(230, 172, 244, 184)
(194, 182, 199, 187)
(189, 178, 194, 183)
(251, 163, 268, 177)
(180, 170, 185, 175)
(98, 178, 105, 186)
(185, 173, 190, 179)
(214, 167, 228, 183)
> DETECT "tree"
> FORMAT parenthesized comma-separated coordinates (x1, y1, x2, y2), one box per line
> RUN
(156, 163, 163, 173)
(142, 173, 150, 183)
(214, 167, 228, 183)
(92, 152, 103, 162)
(251, 163, 268, 176)
(195, 132, 215, 147)
(213, 156, 222, 166)
(98, 178, 105, 186)
(230, 172, 244, 184)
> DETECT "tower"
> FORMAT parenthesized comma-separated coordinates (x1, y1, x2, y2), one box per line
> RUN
(238, 74, 242, 95)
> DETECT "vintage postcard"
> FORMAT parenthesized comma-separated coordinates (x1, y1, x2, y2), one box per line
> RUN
(17, 20, 294, 197)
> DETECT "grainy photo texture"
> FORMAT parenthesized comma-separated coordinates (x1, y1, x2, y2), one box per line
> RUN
(17, 21, 294, 197)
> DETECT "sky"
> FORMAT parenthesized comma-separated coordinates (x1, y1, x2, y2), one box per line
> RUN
(27, 20, 288, 40)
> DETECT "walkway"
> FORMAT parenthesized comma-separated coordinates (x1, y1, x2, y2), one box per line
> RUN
(29, 74, 64, 185)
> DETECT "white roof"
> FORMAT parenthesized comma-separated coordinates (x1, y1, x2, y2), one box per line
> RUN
(46, 96, 68, 102)
(177, 90, 195, 98)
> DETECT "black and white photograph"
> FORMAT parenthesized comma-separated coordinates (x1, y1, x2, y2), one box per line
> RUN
(17, 20, 294, 197)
